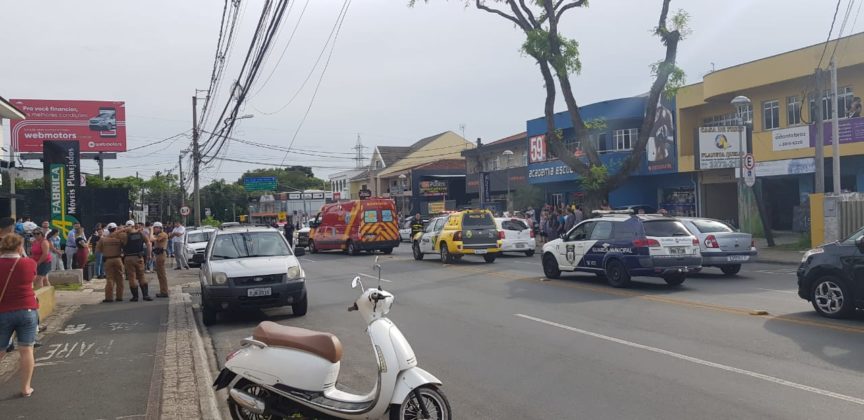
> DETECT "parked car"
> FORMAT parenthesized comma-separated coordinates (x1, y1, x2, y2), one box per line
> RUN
(796, 226, 864, 318)
(412, 209, 502, 263)
(678, 217, 756, 275)
(295, 222, 311, 248)
(184, 227, 216, 267)
(541, 211, 701, 287)
(495, 217, 536, 256)
(88, 107, 116, 131)
(194, 225, 307, 325)
(308, 199, 400, 255)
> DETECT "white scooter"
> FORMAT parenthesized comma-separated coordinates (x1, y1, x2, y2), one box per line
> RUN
(214, 257, 451, 420)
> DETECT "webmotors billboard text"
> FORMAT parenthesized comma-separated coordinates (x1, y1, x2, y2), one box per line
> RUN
(9, 99, 127, 152)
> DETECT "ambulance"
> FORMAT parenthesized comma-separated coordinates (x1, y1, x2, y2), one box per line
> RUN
(307, 198, 401, 255)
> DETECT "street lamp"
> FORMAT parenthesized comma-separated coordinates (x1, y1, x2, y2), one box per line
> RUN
(502, 150, 514, 213)
(224, 114, 254, 125)
(398, 174, 408, 216)
(731, 95, 751, 231)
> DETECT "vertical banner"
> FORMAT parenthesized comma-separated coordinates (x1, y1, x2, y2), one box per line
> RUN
(480, 172, 491, 207)
(43, 141, 81, 238)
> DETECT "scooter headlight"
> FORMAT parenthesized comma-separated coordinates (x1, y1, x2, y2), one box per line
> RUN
(212, 272, 228, 285)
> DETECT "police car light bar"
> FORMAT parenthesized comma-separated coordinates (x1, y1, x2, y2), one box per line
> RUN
(591, 210, 634, 215)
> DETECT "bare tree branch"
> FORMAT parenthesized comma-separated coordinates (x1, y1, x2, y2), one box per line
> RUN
(475, 0, 523, 28)
(556, 0, 588, 21)
(516, 0, 539, 27)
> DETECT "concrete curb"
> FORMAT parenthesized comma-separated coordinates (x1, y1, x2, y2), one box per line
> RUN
(161, 285, 222, 420)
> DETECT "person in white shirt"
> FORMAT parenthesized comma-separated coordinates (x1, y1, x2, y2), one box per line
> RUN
(170, 221, 189, 270)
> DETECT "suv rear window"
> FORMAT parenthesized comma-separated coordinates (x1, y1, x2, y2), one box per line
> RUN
(463, 213, 494, 227)
(643, 220, 691, 237)
(501, 219, 529, 231)
(690, 219, 734, 233)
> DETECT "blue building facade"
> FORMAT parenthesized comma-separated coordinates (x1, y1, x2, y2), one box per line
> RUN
(526, 96, 697, 215)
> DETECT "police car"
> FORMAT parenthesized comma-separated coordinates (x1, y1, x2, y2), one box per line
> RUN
(541, 211, 702, 287)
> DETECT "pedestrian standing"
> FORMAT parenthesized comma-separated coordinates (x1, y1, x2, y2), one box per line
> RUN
(165, 224, 175, 258)
(538, 211, 548, 245)
(574, 205, 584, 224)
(170, 221, 189, 270)
(563, 207, 576, 233)
(142, 222, 154, 273)
(46, 230, 64, 271)
(284, 222, 295, 247)
(150, 222, 170, 298)
(91, 223, 104, 279)
(118, 221, 152, 301)
(96, 223, 125, 302)
(0, 234, 39, 398)
(74, 228, 91, 281)
(64, 222, 80, 270)
(30, 231, 52, 289)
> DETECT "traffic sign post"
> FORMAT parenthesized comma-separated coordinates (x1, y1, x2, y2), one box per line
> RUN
(744, 169, 756, 187)
(743, 153, 755, 170)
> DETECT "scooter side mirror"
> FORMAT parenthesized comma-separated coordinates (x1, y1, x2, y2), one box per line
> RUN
(352, 276, 364, 291)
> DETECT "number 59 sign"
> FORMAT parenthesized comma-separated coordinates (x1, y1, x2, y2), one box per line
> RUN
(529, 135, 547, 163)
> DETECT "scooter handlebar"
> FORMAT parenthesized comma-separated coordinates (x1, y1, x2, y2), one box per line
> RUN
(347, 303, 359, 312)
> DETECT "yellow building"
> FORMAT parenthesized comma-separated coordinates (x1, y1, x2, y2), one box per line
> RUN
(676, 32, 864, 231)
(373, 131, 474, 196)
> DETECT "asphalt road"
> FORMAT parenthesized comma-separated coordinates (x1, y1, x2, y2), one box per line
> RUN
(200, 245, 864, 419)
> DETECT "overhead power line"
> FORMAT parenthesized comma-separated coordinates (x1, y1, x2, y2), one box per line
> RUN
(817, 0, 844, 69)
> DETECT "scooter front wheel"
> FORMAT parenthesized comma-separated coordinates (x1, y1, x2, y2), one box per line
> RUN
(390, 386, 452, 420)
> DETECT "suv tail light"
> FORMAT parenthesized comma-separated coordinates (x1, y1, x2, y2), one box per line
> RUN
(704, 235, 719, 248)
(633, 238, 660, 248)
(751, 240, 755, 249)
(453, 231, 462, 241)
(498, 230, 505, 240)
(529, 229, 535, 238)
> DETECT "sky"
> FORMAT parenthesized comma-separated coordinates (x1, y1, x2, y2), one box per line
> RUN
(0, 0, 857, 185)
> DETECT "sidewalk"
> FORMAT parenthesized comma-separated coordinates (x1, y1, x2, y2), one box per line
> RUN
(0, 271, 220, 419)
(753, 233, 807, 266)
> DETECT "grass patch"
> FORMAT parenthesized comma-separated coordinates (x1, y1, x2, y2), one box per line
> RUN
(53, 283, 83, 291)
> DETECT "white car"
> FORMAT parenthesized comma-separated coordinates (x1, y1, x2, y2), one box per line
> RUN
(184, 228, 216, 266)
(495, 217, 536, 256)
(541, 212, 702, 288)
(194, 225, 307, 325)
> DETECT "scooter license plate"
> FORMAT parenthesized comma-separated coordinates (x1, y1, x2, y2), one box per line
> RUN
(247, 287, 272, 297)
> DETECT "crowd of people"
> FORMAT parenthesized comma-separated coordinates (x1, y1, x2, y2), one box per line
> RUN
(0, 216, 192, 399)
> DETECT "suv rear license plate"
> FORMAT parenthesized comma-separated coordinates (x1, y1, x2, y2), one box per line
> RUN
(247, 287, 272, 297)
(516, 243, 525, 248)
(669, 247, 687, 255)
(474, 249, 488, 255)
(728, 255, 749, 262)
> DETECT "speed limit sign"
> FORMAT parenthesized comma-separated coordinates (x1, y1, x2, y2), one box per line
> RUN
(180, 206, 191, 216)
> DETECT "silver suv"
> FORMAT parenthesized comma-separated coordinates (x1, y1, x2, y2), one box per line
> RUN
(194, 225, 307, 325)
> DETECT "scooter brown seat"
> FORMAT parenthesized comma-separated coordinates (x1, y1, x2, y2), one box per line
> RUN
(252, 321, 343, 363)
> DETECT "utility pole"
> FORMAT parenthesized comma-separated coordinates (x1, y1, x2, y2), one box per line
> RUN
(8, 138, 16, 219)
(178, 154, 186, 225)
(813, 68, 825, 194)
(830, 58, 841, 194)
(192, 95, 202, 227)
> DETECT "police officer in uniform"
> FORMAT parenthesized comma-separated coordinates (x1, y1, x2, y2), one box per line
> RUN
(150, 222, 170, 298)
(118, 220, 152, 302)
(96, 223, 125, 302)
(410, 213, 424, 239)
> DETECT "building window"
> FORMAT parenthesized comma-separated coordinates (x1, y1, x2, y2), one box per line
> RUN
(521, 150, 528, 166)
(839, 86, 854, 117)
(762, 100, 780, 130)
(614, 128, 637, 151)
(597, 133, 609, 153)
(787, 96, 801, 125)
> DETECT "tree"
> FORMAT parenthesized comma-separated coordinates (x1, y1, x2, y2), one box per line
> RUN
(200, 179, 247, 223)
(413, 0, 688, 210)
(512, 184, 545, 210)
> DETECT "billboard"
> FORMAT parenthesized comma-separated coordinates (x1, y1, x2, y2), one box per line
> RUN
(418, 180, 448, 196)
(698, 126, 744, 169)
(43, 141, 82, 238)
(9, 99, 127, 152)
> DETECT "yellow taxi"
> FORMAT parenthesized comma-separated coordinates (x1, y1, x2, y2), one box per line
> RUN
(411, 209, 503, 263)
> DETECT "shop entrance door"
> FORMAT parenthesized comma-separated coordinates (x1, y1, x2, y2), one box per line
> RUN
(702, 182, 738, 227)
(761, 177, 800, 231)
